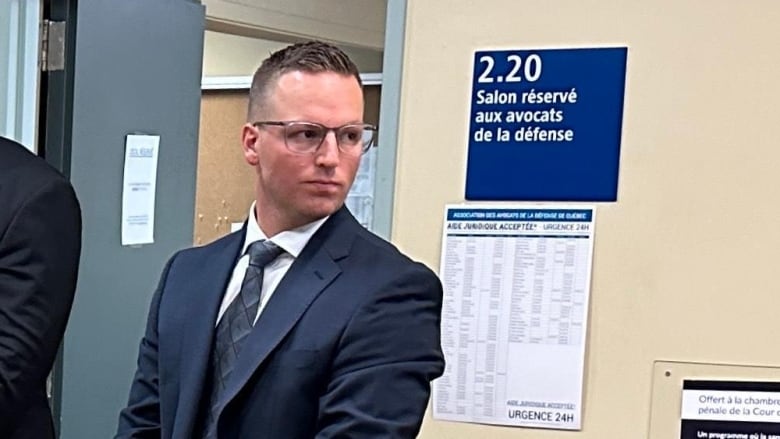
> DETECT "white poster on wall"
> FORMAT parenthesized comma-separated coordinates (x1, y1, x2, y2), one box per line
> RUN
(433, 204, 596, 430)
(345, 147, 377, 229)
(121, 134, 160, 246)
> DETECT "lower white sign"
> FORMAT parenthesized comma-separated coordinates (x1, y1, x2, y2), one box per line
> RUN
(432, 205, 596, 430)
(681, 380, 780, 439)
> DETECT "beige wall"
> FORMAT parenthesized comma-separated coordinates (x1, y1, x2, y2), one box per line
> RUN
(203, 31, 384, 77)
(394, 1, 780, 438)
(203, 0, 386, 50)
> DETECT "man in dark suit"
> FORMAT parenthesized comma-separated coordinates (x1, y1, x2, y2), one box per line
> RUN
(0, 136, 82, 439)
(116, 41, 444, 438)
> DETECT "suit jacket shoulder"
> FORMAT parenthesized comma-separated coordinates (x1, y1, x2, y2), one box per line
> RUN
(0, 137, 76, 229)
(173, 228, 243, 266)
(0, 137, 70, 190)
(318, 207, 432, 275)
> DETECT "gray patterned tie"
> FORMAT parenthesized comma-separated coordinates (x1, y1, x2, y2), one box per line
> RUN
(203, 239, 283, 438)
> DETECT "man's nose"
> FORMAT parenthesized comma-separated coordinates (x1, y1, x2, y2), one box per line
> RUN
(314, 131, 340, 166)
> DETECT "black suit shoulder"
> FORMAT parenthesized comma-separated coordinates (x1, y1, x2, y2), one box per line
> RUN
(0, 138, 76, 228)
(0, 137, 69, 185)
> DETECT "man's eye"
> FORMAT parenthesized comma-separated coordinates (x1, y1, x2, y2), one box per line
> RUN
(289, 128, 321, 140)
(340, 128, 363, 143)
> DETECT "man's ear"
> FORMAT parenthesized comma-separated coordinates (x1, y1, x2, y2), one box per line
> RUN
(241, 123, 260, 165)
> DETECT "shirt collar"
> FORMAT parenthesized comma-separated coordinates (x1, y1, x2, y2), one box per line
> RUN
(241, 201, 328, 258)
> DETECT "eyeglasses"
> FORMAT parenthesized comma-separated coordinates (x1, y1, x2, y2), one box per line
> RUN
(252, 121, 378, 156)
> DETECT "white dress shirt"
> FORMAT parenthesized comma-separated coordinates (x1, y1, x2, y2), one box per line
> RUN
(216, 203, 328, 326)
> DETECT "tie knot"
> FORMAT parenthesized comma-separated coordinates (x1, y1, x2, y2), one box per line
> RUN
(246, 240, 283, 268)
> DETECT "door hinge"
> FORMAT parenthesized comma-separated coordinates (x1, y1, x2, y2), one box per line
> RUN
(41, 20, 66, 72)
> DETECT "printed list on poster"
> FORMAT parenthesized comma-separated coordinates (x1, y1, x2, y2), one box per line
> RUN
(433, 205, 596, 430)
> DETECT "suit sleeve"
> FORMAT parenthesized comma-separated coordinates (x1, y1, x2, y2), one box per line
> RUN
(315, 262, 445, 438)
(0, 178, 81, 435)
(115, 254, 177, 439)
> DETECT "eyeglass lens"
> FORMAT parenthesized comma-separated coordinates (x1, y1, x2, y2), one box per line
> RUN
(284, 122, 373, 153)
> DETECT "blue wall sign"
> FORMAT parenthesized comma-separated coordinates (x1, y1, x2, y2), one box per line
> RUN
(465, 47, 628, 201)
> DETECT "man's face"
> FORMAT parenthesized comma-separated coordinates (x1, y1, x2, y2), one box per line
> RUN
(242, 70, 364, 234)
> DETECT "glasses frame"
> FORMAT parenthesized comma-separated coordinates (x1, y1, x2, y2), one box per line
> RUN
(252, 120, 378, 156)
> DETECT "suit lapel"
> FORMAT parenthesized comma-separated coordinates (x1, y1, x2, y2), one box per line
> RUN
(173, 231, 244, 438)
(217, 207, 356, 411)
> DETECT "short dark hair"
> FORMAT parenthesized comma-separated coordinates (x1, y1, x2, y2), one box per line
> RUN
(247, 40, 362, 120)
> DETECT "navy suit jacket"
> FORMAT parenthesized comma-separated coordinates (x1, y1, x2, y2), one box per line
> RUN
(116, 207, 444, 438)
